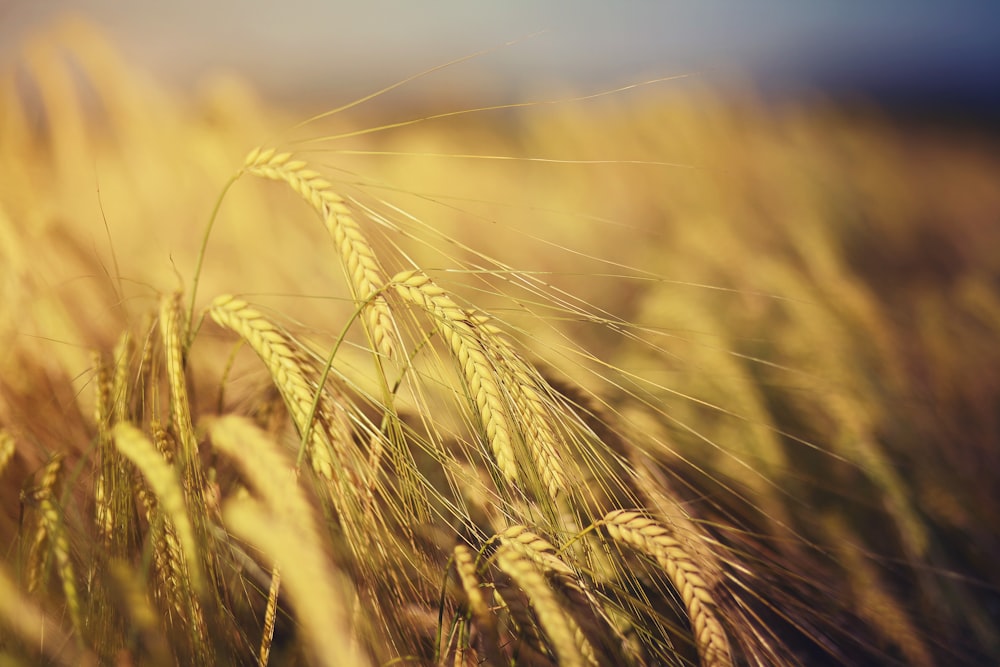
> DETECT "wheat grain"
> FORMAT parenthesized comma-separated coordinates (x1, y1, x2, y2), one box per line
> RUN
(150, 418, 175, 461)
(602, 510, 732, 667)
(243, 147, 395, 358)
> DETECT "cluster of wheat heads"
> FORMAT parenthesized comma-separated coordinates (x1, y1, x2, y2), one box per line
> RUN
(0, 139, 762, 666)
(3, 18, 1000, 667)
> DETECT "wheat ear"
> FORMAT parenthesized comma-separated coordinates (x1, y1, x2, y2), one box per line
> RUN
(208, 295, 357, 486)
(453, 544, 489, 624)
(209, 415, 364, 666)
(207, 415, 313, 530)
(243, 147, 395, 358)
(602, 509, 733, 667)
(94, 346, 136, 553)
(113, 423, 204, 594)
(41, 495, 82, 639)
(20, 453, 83, 638)
(452, 543, 503, 663)
(498, 525, 574, 578)
(119, 422, 210, 660)
(392, 270, 518, 487)
(93, 352, 114, 541)
(107, 561, 173, 665)
(259, 566, 281, 667)
(498, 525, 601, 664)
(110, 329, 132, 422)
(0, 429, 14, 478)
(0, 564, 86, 667)
(472, 313, 568, 500)
(824, 514, 934, 667)
(159, 292, 198, 465)
(23, 454, 65, 595)
(133, 467, 184, 617)
(494, 545, 594, 667)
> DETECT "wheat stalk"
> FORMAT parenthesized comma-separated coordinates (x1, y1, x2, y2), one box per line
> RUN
(602, 509, 733, 667)
(243, 147, 395, 358)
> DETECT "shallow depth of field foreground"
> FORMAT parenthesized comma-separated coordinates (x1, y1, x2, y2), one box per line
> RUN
(2, 21, 999, 667)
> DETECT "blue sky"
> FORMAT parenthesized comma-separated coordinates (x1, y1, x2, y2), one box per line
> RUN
(4, 2, 999, 112)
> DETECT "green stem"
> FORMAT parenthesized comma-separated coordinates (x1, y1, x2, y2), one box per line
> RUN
(187, 173, 241, 348)
(294, 295, 373, 472)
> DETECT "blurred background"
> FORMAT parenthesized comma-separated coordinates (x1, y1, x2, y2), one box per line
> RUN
(4, 1, 1000, 121)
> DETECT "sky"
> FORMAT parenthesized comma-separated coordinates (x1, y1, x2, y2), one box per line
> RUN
(3, 2, 999, 114)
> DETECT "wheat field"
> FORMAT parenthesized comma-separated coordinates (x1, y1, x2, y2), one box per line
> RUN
(1, 19, 999, 667)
